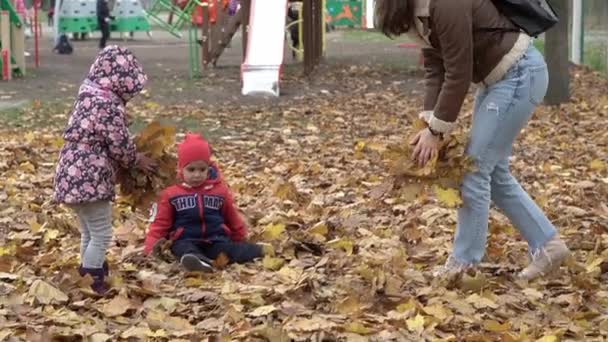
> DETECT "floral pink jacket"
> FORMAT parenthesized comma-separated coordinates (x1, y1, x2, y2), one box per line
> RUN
(53, 46, 147, 204)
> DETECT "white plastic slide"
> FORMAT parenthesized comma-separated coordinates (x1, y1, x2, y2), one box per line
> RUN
(241, 0, 288, 97)
(365, 0, 375, 29)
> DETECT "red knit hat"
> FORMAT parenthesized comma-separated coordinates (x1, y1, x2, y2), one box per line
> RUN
(177, 133, 211, 169)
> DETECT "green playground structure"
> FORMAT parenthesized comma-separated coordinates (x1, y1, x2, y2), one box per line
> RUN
(57, 0, 150, 37)
(144, 0, 203, 38)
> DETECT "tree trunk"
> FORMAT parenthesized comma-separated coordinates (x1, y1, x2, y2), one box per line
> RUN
(544, 0, 570, 105)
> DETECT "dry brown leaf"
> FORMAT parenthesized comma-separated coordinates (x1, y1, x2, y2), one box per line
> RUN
(0, 64, 606, 341)
(213, 252, 230, 269)
(27, 279, 68, 305)
(118, 121, 177, 212)
(103, 295, 135, 317)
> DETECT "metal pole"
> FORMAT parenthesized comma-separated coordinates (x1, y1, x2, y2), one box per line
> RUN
(201, 3, 210, 68)
(571, 0, 583, 64)
(240, 0, 249, 62)
(53, 0, 61, 44)
(322, 0, 326, 55)
(34, 0, 39, 67)
(1, 11, 11, 80)
(297, 2, 303, 61)
(315, 1, 325, 66)
(303, 0, 313, 75)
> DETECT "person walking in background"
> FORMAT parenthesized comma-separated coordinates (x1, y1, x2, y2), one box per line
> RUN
(97, 0, 114, 48)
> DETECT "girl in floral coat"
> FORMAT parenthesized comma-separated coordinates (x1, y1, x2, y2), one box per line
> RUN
(53, 46, 155, 294)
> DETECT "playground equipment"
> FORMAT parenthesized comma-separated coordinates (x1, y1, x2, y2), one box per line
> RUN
(144, 0, 201, 38)
(240, 0, 325, 95)
(143, 0, 325, 95)
(300, 0, 325, 75)
(186, 0, 242, 77)
(240, 0, 288, 96)
(56, 0, 97, 37)
(55, 0, 150, 41)
(111, 0, 151, 33)
(285, 1, 326, 63)
(0, 0, 26, 80)
(364, 0, 373, 28)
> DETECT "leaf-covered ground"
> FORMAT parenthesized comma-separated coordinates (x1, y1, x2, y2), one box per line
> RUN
(0, 65, 607, 341)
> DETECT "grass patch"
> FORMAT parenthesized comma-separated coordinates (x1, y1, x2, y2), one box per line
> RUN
(535, 37, 607, 74)
(0, 100, 71, 130)
(584, 43, 607, 73)
(533, 39, 545, 55)
(0, 107, 27, 125)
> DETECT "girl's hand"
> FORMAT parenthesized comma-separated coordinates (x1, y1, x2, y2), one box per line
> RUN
(136, 153, 157, 172)
(410, 128, 441, 167)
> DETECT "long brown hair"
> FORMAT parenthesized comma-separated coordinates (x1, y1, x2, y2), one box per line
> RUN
(374, 0, 415, 38)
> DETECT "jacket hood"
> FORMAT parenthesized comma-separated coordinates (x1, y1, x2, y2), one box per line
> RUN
(85, 45, 147, 103)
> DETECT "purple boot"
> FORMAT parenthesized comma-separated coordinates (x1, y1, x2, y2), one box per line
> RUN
(79, 260, 109, 277)
(80, 267, 109, 295)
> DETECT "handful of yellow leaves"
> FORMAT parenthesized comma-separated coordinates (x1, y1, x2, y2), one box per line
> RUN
(383, 119, 474, 207)
(119, 121, 178, 212)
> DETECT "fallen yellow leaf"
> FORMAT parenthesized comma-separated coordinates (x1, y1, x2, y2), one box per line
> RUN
(24, 131, 35, 143)
(335, 296, 361, 315)
(327, 238, 354, 255)
(406, 314, 425, 333)
(396, 299, 418, 313)
(422, 304, 451, 321)
(262, 255, 285, 270)
(0, 242, 17, 257)
(344, 322, 372, 335)
(483, 319, 511, 332)
(589, 159, 606, 171)
(262, 223, 286, 241)
(260, 243, 275, 256)
(585, 257, 604, 273)
(432, 185, 462, 208)
(248, 305, 277, 317)
(309, 223, 328, 236)
(18, 161, 36, 173)
(184, 277, 205, 287)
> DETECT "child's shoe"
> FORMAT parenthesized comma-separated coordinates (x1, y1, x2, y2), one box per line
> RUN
(78, 260, 109, 276)
(180, 254, 213, 272)
(80, 267, 109, 295)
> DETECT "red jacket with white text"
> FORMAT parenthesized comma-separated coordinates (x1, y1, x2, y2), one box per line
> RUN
(143, 163, 246, 255)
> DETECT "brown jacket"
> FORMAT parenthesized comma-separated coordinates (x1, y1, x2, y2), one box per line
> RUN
(412, 0, 530, 131)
